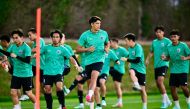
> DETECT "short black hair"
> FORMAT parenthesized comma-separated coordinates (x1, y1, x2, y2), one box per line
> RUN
(11, 28, 24, 37)
(0, 35, 11, 42)
(154, 25, 164, 32)
(50, 29, 63, 39)
(110, 38, 119, 43)
(89, 16, 101, 24)
(170, 29, 180, 36)
(123, 33, 136, 42)
(28, 28, 36, 33)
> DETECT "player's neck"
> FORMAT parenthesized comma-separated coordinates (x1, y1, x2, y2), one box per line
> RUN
(131, 42, 136, 48)
(53, 43, 60, 47)
(91, 28, 99, 33)
(172, 41, 179, 45)
(16, 42, 23, 46)
(157, 36, 164, 40)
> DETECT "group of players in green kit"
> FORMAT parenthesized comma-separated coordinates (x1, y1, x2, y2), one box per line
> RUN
(0, 16, 190, 109)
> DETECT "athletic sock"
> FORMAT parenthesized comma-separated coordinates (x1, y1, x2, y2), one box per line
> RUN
(97, 103, 101, 107)
(143, 102, 147, 108)
(102, 97, 106, 101)
(44, 93, 53, 109)
(88, 90, 94, 97)
(118, 98, 122, 104)
(78, 90, 83, 103)
(186, 97, 190, 104)
(69, 79, 79, 91)
(162, 93, 167, 103)
(57, 90, 65, 107)
(174, 100, 180, 108)
(89, 102, 94, 109)
(134, 82, 139, 86)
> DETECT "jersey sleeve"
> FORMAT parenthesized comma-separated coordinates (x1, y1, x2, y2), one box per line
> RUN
(184, 43, 190, 56)
(135, 45, 142, 57)
(78, 33, 86, 47)
(104, 32, 109, 44)
(123, 48, 129, 57)
(109, 50, 119, 61)
(150, 42, 154, 52)
(62, 47, 72, 58)
(24, 46, 31, 57)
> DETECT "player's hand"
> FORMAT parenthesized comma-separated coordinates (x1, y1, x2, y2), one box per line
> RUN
(145, 60, 149, 66)
(31, 53, 36, 58)
(181, 56, 187, 60)
(75, 65, 84, 72)
(87, 46, 95, 52)
(10, 53, 17, 58)
(120, 57, 127, 61)
(161, 54, 166, 60)
(116, 60, 120, 65)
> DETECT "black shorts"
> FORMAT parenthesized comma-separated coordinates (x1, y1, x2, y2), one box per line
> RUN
(32, 65, 44, 83)
(84, 62, 103, 79)
(62, 65, 71, 76)
(169, 73, 188, 87)
(110, 67, 123, 82)
(43, 74, 63, 87)
(97, 74, 108, 87)
(154, 66, 168, 80)
(78, 72, 88, 84)
(131, 69, 146, 86)
(11, 76, 33, 91)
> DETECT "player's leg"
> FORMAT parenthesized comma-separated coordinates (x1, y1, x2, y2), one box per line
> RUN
(44, 75, 53, 109)
(129, 69, 141, 91)
(99, 74, 107, 107)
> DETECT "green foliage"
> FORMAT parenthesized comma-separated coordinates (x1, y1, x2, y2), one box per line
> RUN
(141, 13, 152, 38)
(0, 0, 11, 26)
(90, 0, 109, 16)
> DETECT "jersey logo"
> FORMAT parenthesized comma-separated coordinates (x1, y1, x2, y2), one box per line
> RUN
(18, 50, 23, 55)
(132, 51, 135, 55)
(100, 36, 104, 40)
(56, 50, 61, 54)
(161, 43, 165, 47)
(177, 48, 180, 53)
(116, 52, 119, 55)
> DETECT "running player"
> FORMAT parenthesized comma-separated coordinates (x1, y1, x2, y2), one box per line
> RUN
(109, 38, 129, 108)
(41, 29, 82, 109)
(76, 16, 109, 109)
(94, 49, 119, 109)
(161, 29, 190, 109)
(146, 25, 172, 108)
(123, 33, 147, 109)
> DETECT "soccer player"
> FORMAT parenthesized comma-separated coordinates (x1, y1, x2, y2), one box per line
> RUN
(122, 33, 147, 109)
(1, 29, 36, 109)
(94, 49, 119, 109)
(161, 29, 190, 109)
(146, 26, 171, 108)
(41, 29, 81, 109)
(109, 38, 129, 108)
(76, 16, 109, 108)
(145, 25, 172, 108)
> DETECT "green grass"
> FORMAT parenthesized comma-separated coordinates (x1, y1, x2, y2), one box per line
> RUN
(0, 94, 189, 109)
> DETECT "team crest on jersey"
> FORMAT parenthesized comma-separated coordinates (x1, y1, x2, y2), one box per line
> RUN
(177, 48, 180, 53)
(116, 52, 119, 55)
(161, 43, 165, 47)
(18, 50, 23, 55)
(56, 50, 61, 54)
(132, 51, 135, 55)
(100, 36, 104, 40)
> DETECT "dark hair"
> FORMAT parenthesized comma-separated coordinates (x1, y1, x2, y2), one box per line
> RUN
(110, 38, 119, 43)
(170, 29, 180, 36)
(89, 16, 101, 24)
(50, 29, 63, 39)
(154, 25, 164, 32)
(11, 28, 24, 37)
(0, 35, 11, 42)
(123, 33, 136, 42)
(28, 28, 36, 33)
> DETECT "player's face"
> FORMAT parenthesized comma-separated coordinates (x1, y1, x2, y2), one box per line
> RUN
(28, 32, 36, 41)
(155, 30, 164, 39)
(0, 40, 7, 47)
(12, 34, 23, 45)
(91, 20, 101, 31)
(110, 41, 116, 48)
(124, 38, 131, 46)
(52, 33, 61, 45)
(170, 35, 179, 44)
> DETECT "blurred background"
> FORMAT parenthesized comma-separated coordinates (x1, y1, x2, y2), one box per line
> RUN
(0, 0, 190, 40)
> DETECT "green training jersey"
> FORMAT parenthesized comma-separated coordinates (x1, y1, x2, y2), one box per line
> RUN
(62, 44, 74, 67)
(31, 38, 45, 69)
(100, 49, 118, 76)
(78, 29, 109, 65)
(112, 46, 129, 74)
(7, 42, 33, 77)
(41, 44, 72, 75)
(150, 37, 171, 68)
(79, 52, 86, 69)
(128, 43, 146, 74)
(0, 45, 4, 56)
(166, 42, 190, 74)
